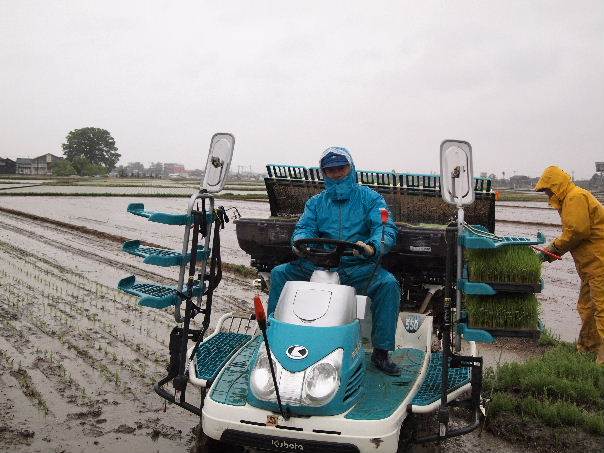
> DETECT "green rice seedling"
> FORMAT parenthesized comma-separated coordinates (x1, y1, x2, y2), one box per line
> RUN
(465, 294, 540, 330)
(488, 392, 604, 435)
(493, 343, 603, 409)
(11, 366, 49, 415)
(538, 328, 561, 346)
(485, 342, 604, 438)
(466, 245, 541, 284)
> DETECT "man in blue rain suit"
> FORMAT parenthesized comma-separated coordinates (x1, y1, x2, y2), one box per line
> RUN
(268, 147, 401, 375)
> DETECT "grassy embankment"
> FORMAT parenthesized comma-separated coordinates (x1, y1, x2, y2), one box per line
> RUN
(496, 191, 548, 202)
(484, 334, 604, 452)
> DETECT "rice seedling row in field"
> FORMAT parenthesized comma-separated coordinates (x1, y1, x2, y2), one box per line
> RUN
(485, 342, 604, 439)
(10, 365, 50, 415)
(31, 352, 95, 407)
(1, 349, 50, 415)
(0, 242, 179, 398)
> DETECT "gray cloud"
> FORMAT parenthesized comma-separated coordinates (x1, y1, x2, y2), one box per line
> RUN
(1, 0, 602, 178)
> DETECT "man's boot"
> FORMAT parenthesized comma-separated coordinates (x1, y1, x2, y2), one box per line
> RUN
(371, 348, 401, 376)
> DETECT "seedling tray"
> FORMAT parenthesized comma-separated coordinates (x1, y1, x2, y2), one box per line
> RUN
(127, 203, 191, 225)
(470, 325, 541, 340)
(459, 278, 542, 295)
(460, 225, 545, 249)
(122, 240, 208, 267)
(118, 275, 203, 309)
(457, 323, 494, 343)
(460, 266, 542, 295)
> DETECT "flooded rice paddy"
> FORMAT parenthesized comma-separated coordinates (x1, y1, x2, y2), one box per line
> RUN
(0, 195, 580, 342)
(0, 193, 585, 452)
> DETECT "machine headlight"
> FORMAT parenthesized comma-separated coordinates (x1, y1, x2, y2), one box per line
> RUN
(250, 355, 276, 400)
(304, 363, 338, 402)
(302, 348, 342, 406)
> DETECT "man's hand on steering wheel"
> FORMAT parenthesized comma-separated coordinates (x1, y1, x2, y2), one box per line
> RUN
(352, 241, 375, 257)
(292, 238, 369, 267)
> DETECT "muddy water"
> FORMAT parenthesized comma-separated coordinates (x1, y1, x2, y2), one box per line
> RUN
(0, 196, 271, 266)
(0, 210, 257, 453)
(0, 197, 581, 341)
(496, 204, 561, 225)
(0, 185, 263, 196)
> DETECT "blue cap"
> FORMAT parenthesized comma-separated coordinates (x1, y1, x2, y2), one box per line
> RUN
(320, 151, 350, 169)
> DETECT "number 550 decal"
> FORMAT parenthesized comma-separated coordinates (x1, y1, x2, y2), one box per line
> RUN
(404, 314, 423, 333)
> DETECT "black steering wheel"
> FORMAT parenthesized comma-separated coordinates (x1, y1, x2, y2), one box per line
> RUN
(293, 238, 367, 268)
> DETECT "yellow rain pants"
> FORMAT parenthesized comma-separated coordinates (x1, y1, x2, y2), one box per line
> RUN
(536, 166, 604, 364)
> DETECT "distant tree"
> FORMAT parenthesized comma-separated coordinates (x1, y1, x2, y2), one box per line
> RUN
(69, 156, 108, 177)
(62, 127, 120, 172)
(52, 159, 76, 176)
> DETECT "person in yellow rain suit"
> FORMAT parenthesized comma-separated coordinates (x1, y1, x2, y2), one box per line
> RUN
(535, 166, 604, 365)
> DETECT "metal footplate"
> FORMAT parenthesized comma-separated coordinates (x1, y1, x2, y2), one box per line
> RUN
(410, 351, 471, 413)
(122, 240, 208, 267)
(117, 275, 203, 309)
(191, 332, 252, 385)
(127, 202, 192, 225)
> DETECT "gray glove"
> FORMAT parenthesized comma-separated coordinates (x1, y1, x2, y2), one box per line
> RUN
(352, 241, 375, 257)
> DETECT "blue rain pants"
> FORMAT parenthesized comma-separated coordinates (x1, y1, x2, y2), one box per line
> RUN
(268, 259, 400, 351)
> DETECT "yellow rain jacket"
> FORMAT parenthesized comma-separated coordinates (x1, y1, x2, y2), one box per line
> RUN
(535, 166, 604, 364)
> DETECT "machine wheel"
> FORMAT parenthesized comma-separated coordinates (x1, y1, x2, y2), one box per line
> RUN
(396, 415, 419, 453)
(193, 428, 222, 453)
(193, 389, 243, 453)
(193, 419, 245, 453)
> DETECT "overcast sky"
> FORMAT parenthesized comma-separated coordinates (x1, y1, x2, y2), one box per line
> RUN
(1, 1, 603, 178)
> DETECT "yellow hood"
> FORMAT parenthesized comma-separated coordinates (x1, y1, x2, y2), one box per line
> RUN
(535, 166, 573, 210)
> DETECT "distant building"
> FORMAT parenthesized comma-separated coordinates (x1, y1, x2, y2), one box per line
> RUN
(148, 162, 164, 178)
(0, 157, 16, 174)
(31, 153, 63, 175)
(188, 169, 204, 178)
(163, 163, 186, 176)
(16, 158, 32, 174)
(125, 162, 145, 177)
(16, 154, 63, 175)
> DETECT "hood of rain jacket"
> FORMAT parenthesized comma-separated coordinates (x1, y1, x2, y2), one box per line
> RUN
(321, 147, 357, 201)
(536, 165, 604, 277)
(292, 147, 398, 264)
(535, 166, 573, 210)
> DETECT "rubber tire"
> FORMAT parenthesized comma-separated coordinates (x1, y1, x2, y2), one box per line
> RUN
(194, 429, 222, 453)
(396, 415, 416, 453)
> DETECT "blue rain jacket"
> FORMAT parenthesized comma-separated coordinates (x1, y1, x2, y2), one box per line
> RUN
(292, 152, 398, 262)
(269, 149, 401, 350)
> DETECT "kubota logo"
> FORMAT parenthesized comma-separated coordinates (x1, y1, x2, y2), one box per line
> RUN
(286, 345, 308, 360)
(271, 439, 304, 450)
